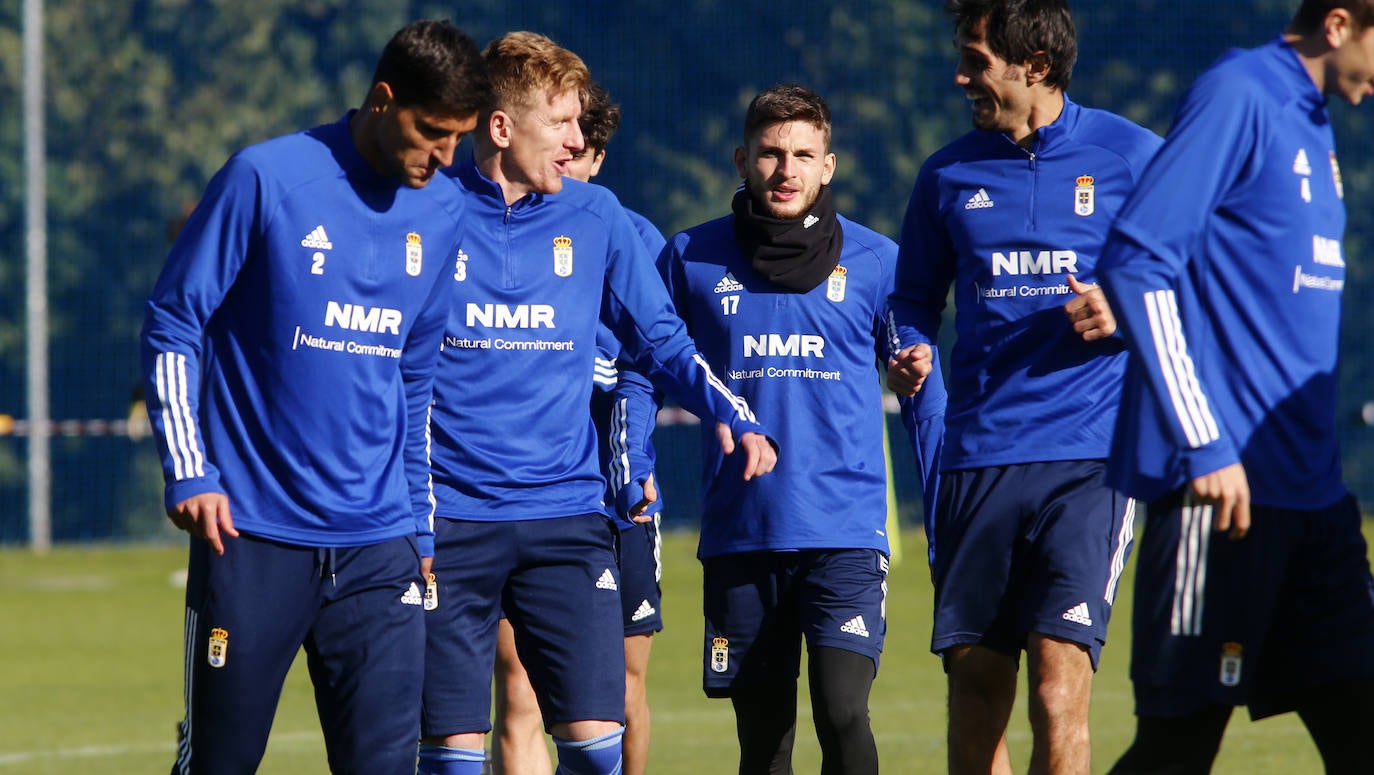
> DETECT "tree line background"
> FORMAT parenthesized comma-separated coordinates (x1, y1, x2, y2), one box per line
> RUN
(1, 0, 1371, 542)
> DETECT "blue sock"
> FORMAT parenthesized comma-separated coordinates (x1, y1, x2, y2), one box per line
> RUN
(417, 744, 486, 775)
(553, 728, 624, 775)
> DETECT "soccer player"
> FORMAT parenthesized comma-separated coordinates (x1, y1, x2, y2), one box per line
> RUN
(885, 1, 1160, 772)
(1097, 2, 1374, 772)
(139, 20, 488, 775)
(657, 83, 917, 775)
(490, 82, 668, 775)
(419, 32, 776, 775)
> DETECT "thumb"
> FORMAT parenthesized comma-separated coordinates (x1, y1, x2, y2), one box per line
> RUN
(716, 421, 736, 455)
(1066, 274, 1087, 294)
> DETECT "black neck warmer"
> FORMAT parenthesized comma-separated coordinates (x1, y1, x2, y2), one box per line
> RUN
(732, 184, 844, 293)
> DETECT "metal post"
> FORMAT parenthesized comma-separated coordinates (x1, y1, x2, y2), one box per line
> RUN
(24, 0, 51, 553)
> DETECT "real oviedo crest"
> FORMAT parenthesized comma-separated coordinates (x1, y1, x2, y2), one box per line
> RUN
(405, 232, 423, 277)
(553, 235, 573, 277)
(826, 265, 848, 303)
(1074, 175, 1095, 217)
(208, 627, 229, 668)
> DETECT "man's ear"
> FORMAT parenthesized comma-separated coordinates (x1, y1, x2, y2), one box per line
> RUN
(733, 146, 748, 177)
(1024, 50, 1052, 86)
(1324, 8, 1355, 49)
(368, 81, 395, 114)
(489, 110, 514, 149)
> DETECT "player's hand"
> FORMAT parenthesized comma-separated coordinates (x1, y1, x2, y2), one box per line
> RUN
(629, 474, 658, 524)
(1064, 275, 1117, 341)
(886, 343, 933, 397)
(717, 423, 778, 481)
(420, 556, 433, 579)
(167, 492, 238, 555)
(1190, 463, 1251, 539)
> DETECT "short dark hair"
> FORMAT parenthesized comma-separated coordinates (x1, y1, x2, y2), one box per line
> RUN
(946, 0, 1077, 91)
(371, 20, 490, 117)
(580, 83, 623, 155)
(1291, 0, 1374, 34)
(743, 84, 832, 148)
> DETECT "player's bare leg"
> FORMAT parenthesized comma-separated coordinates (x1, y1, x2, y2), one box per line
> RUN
(1026, 633, 1092, 775)
(623, 633, 655, 775)
(492, 618, 551, 774)
(947, 644, 1018, 775)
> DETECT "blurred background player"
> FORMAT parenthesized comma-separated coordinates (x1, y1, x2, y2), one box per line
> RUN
(1099, 1, 1374, 772)
(139, 20, 487, 775)
(886, 1, 1160, 772)
(418, 32, 776, 775)
(490, 81, 668, 775)
(657, 84, 919, 775)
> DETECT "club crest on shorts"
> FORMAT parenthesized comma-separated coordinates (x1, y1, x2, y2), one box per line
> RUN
(710, 637, 730, 673)
(826, 265, 847, 303)
(1074, 175, 1095, 217)
(424, 572, 438, 611)
(207, 627, 229, 669)
(1219, 642, 1243, 687)
(405, 232, 423, 277)
(553, 235, 573, 277)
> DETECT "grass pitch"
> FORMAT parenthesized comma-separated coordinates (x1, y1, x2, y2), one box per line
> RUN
(0, 527, 1338, 773)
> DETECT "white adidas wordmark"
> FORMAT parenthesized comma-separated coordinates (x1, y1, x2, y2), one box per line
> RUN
(714, 273, 744, 293)
(1062, 602, 1093, 626)
(803, 214, 819, 229)
(595, 569, 618, 591)
(400, 582, 423, 606)
(301, 225, 333, 250)
(840, 615, 870, 638)
(631, 600, 657, 621)
(964, 188, 994, 210)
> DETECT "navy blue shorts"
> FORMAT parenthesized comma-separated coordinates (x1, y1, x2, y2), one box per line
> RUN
(932, 460, 1135, 669)
(1130, 491, 1374, 719)
(422, 514, 626, 737)
(701, 549, 888, 698)
(174, 532, 425, 775)
(619, 514, 664, 636)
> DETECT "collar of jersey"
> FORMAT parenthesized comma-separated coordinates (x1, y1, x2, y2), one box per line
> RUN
(454, 158, 546, 210)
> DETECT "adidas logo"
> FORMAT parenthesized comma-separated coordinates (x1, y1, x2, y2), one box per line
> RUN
(803, 214, 820, 229)
(301, 225, 333, 250)
(839, 615, 870, 638)
(400, 582, 423, 606)
(1293, 149, 1312, 176)
(964, 188, 994, 210)
(714, 273, 744, 293)
(595, 568, 618, 591)
(1062, 602, 1093, 626)
(631, 599, 657, 622)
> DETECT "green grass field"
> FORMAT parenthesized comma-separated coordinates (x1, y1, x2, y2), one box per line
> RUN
(0, 526, 1343, 774)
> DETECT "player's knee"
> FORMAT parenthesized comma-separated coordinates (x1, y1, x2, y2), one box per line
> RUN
(553, 727, 624, 775)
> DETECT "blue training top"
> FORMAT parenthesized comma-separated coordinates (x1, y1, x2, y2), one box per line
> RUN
(142, 113, 460, 555)
(430, 160, 767, 523)
(1100, 36, 1348, 509)
(889, 96, 1161, 471)
(659, 212, 898, 558)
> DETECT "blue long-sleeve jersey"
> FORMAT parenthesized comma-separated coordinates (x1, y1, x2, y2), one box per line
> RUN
(889, 97, 1161, 470)
(593, 208, 668, 527)
(141, 114, 460, 555)
(430, 161, 766, 522)
(1099, 37, 1347, 509)
(659, 214, 897, 558)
